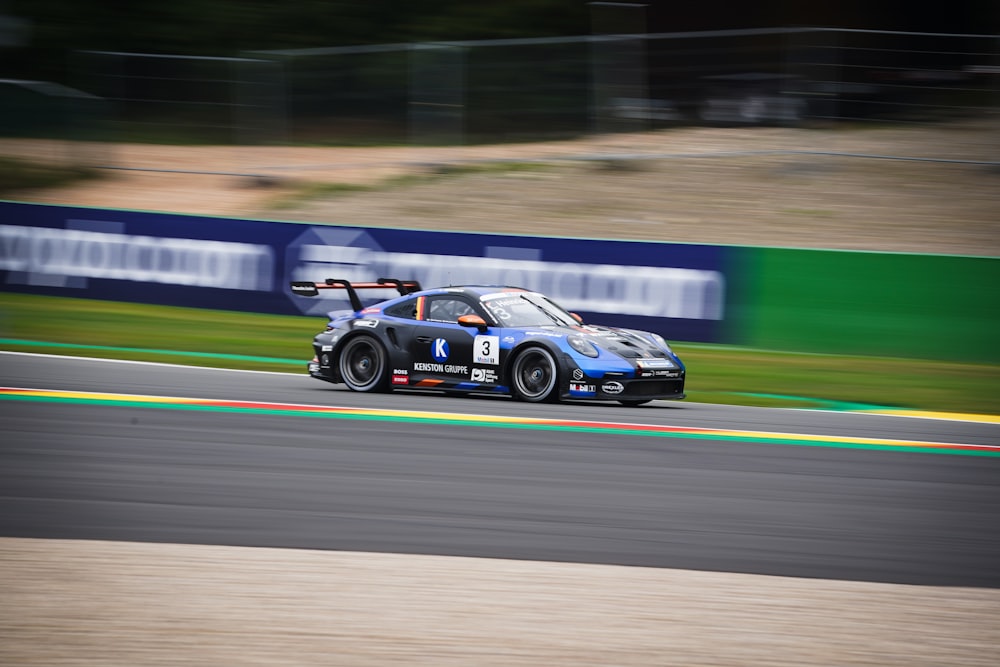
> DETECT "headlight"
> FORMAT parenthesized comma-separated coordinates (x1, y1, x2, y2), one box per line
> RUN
(649, 333, 674, 355)
(567, 335, 600, 358)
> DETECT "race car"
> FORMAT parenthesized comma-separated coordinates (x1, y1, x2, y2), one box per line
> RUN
(290, 278, 685, 406)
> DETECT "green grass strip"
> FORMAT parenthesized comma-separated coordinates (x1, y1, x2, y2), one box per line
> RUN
(725, 392, 894, 412)
(0, 338, 301, 366)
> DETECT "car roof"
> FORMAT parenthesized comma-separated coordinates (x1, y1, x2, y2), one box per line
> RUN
(415, 285, 531, 299)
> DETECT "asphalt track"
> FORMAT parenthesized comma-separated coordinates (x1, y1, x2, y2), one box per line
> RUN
(2, 352, 999, 587)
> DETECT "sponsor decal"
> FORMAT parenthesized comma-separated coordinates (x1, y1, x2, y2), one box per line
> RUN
(602, 381, 625, 395)
(571, 368, 585, 381)
(321, 345, 333, 351)
(569, 383, 596, 393)
(361, 307, 381, 314)
(524, 330, 562, 338)
(474, 335, 500, 365)
(414, 362, 469, 374)
(471, 368, 498, 383)
(481, 291, 526, 302)
(484, 296, 526, 308)
(354, 319, 378, 328)
(391, 371, 409, 385)
(432, 338, 450, 362)
(639, 370, 681, 378)
(502, 336, 516, 344)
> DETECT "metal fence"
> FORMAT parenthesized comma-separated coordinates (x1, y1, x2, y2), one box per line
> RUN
(0, 27, 996, 169)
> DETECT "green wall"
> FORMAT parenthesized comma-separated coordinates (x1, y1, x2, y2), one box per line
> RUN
(744, 249, 1000, 363)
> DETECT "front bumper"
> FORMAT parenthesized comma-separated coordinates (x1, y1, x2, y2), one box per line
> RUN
(308, 357, 341, 385)
(564, 372, 685, 402)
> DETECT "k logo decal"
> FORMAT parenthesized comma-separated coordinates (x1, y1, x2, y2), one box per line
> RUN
(432, 338, 450, 362)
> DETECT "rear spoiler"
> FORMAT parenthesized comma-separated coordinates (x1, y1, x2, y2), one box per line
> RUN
(289, 278, 423, 311)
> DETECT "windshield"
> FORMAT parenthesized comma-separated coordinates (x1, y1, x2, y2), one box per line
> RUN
(481, 293, 579, 328)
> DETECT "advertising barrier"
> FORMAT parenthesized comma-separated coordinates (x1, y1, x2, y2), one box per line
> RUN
(0, 202, 739, 343)
(2, 202, 996, 362)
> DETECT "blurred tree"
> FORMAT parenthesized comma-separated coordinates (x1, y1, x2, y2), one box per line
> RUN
(3, 0, 992, 83)
(645, 0, 996, 34)
(4, 0, 590, 81)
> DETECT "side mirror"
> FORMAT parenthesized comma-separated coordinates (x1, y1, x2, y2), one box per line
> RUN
(457, 314, 488, 332)
(570, 312, 584, 324)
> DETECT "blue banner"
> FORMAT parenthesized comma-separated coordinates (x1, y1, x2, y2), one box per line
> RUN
(0, 202, 739, 342)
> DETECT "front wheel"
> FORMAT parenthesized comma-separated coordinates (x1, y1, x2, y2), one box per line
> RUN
(511, 347, 559, 403)
(338, 336, 390, 393)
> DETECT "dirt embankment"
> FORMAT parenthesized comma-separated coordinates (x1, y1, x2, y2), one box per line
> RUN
(3, 118, 998, 256)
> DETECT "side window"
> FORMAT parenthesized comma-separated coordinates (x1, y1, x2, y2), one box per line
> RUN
(384, 297, 418, 320)
(425, 296, 476, 323)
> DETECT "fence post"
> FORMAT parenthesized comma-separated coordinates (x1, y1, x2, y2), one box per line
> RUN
(409, 43, 465, 146)
(994, 35, 1000, 163)
(588, 1, 650, 135)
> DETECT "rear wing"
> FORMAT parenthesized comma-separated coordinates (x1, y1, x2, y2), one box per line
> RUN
(289, 278, 423, 311)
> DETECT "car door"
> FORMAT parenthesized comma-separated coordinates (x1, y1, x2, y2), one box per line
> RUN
(408, 294, 482, 387)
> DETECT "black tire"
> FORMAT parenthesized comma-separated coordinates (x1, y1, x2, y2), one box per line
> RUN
(619, 399, 651, 407)
(338, 336, 390, 393)
(511, 347, 559, 403)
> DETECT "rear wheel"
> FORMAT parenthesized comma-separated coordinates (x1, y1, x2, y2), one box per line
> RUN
(338, 336, 390, 393)
(511, 347, 559, 403)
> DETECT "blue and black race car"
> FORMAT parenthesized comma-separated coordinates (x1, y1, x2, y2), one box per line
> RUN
(290, 278, 685, 406)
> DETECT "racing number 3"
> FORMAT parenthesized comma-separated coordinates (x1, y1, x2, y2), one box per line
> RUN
(474, 335, 500, 365)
